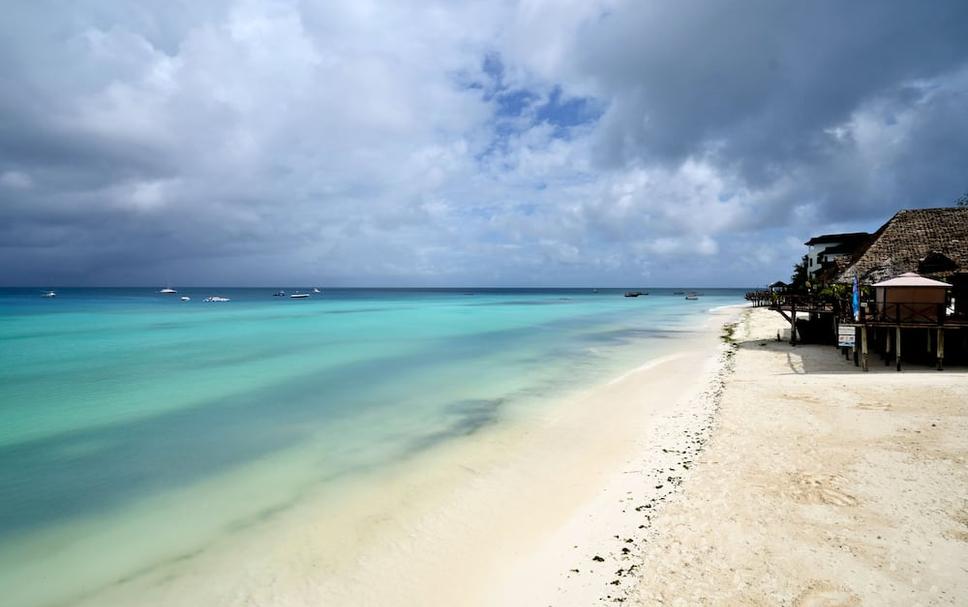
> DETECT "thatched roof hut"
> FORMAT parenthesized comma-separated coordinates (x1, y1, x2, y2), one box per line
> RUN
(837, 208, 968, 284)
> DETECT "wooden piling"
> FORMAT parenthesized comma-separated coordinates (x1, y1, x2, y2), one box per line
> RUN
(885, 329, 891, 366)
(895, 326, 902, 372)
(937, 328, 945, 371)
(861, 326, 868, 372)
(853, 327, 859, 366)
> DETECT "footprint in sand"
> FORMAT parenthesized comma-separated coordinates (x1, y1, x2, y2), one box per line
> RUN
(793, 581, 860, 606)
(855, 401, 892, 411)
(787, 473, 858, 507)
(944, 506, 968, 542)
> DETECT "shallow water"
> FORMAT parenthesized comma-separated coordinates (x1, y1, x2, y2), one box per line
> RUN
(0, 287, 745, 606)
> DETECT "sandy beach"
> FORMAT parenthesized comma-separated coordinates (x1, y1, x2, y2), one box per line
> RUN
(629, 308, 968, 606)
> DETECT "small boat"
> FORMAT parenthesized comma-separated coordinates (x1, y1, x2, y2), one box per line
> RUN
(289, 293, 310, 299)
(41, 291, 56, 298)
(592, 289, 599, 293)
(159, 287, 177, 294)
(673, 291, 685, 295)
(624, 291, 642, 298)
(685, 292, 699, 300)
(313, 288, 321, 293)
(203, 296, 230, 303)
(180, 296, 191, 302)
(273, 291, 286, 297)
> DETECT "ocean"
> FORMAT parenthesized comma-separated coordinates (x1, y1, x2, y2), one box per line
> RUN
(0, 287, 745, 606)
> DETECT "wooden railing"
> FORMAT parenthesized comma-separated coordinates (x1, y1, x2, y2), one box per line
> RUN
(852, 302, 950, 325)
(749, 290, 968, 327)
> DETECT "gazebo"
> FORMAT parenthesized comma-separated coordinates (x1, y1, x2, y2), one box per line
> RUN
(860, 272, 952, 371)
(872, 272, 950, 323)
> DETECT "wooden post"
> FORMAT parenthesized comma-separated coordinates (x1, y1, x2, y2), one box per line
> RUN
(895, 327, 902, 372)
(853, 327, 859, 366)
(790, 302, 797, 345)
(861, 326, 868, 372)
(885, 329, 891, 365)
(937, 328, 945, 371)
(926, 329, 932, 353)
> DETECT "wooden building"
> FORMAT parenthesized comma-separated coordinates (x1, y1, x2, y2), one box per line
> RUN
(764, 207, 968, 370)
(838, 207, 968, 311)
(872, 273, 950, 323)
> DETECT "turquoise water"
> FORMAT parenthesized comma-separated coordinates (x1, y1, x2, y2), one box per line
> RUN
(0, 287, 744, 606)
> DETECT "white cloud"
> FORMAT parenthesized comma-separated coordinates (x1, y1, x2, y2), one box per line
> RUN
(1, 0, 966, 286)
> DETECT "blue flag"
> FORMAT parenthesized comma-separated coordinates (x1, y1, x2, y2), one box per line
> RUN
(852, 275, 860, 321)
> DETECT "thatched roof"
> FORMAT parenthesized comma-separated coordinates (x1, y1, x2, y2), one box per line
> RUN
(837, 208, 968, 284)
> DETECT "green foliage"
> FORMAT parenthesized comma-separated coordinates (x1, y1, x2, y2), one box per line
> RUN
(789, 254, 809, 291)
(819, 283, 848, 298)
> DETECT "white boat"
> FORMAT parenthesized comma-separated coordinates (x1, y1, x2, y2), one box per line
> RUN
(180, 296, 191, 302)
(203, 296, 230, 302)
(41, 291, 56, 298)
(313, 288, 321, 293)
(289, 293, 310, 299)
(685, 292, 699, 300)
(159, 287, 177, 294)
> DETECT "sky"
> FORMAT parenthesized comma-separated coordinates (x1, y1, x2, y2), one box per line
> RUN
(1, 0, 967, 287)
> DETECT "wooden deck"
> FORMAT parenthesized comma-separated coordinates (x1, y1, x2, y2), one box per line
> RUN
(746, 291, 967, 371)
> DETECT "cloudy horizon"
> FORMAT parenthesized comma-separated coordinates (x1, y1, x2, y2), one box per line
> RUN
(2, 0, 967, 287)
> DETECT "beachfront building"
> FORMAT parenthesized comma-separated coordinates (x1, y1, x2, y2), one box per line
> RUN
(804, 231, 870, 282)
(763, 207, 968, 369)
(837, 208, 968, 314)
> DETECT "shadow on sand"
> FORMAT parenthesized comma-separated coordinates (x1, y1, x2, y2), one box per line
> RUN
(732, 334, 967, 376)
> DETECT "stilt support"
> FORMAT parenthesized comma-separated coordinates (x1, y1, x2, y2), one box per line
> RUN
(895, 327, 902, 372)
(937, 328, 945, 371)
(853, 327, 859, 366)
(885, 329, 891, 366)
(861, 326, 869, 372)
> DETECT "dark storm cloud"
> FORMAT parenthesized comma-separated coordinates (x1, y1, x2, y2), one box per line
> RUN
(556, 1, 968, 225)
(1, 1, 967, 287)
(583, 2, 967, 171)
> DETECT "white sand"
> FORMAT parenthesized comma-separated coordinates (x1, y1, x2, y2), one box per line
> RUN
(629, 308, 968, 606)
